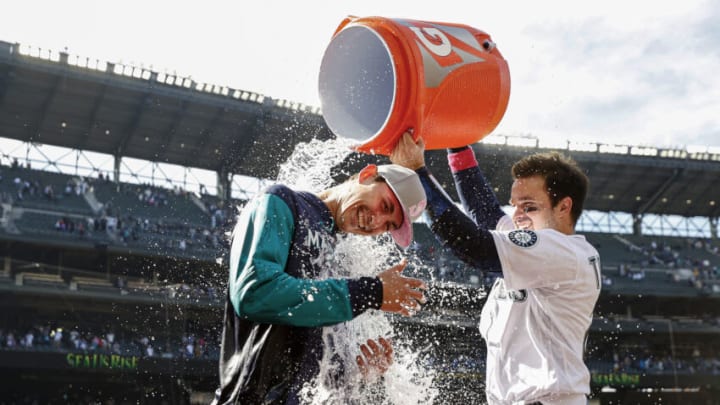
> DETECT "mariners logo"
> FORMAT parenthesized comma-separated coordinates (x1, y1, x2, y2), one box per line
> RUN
(508, 229, 538, 248)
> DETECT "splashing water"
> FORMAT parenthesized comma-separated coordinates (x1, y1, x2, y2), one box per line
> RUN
(278, 138, 439, 405)
(277, 137, 357, 192)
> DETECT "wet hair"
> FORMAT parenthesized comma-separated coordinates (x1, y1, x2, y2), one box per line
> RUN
(511, 151, 589, 225)
(346, 172, 387, 184)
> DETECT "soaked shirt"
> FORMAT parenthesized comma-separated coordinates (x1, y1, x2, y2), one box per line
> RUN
(213, 185, 382, 405)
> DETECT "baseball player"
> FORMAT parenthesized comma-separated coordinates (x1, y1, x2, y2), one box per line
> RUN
(212, 163, 427, 404)
(391, 133, 601, 405)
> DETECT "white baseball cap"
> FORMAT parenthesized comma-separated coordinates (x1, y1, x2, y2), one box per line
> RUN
(377, 164, 427, 248)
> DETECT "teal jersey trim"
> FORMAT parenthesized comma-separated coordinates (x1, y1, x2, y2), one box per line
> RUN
(229, 193, 353, 327)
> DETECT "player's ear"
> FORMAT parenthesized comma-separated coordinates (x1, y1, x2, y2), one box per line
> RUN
(358, 164, 379, 185)
(558, 196, 572, 216)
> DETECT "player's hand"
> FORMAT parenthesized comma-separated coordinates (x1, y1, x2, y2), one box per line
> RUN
(390, 131, 426, 170)
(378, 259, 427, 316)
(356, 337, 393, 378)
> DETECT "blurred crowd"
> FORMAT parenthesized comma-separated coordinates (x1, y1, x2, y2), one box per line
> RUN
(0, 325, 219, 361)
(589, 345, 720, 375)
(0, 160, 237, 257)
(599, 236, 720, 295)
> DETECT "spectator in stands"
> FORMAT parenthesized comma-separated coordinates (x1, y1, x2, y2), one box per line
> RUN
(77, 221, 85, 237)
(391, 133, 600, 405)
(51, 327, 63, 349)
(21, 329, 34, 348)
(64, 179, 74, 196)
(13, 177, 23, 200)
(5, 332, 16, 348)
(180, 341, 194, 357)
(212, 164, 427, 405)
(145, 343, 155, 357)
(43, 184, 55, 201)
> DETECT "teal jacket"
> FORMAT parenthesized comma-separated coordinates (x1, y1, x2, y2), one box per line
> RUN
(214, 184, 382, 404)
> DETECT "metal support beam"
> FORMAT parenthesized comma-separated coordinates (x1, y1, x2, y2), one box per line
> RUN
(79, 83, 108, 150)
(633, 214, 643, 236)
(232, 104, 269, 173)
(113, 154, 121, 184)
(193, 105, 227, 166)
(635, 168, 682, 216)
(114, 92, 152, 155)
(0, 65, 15, 109)
(216, 169, 231, 202)
(158, 99, 189, 161)
(27, 74, 65, 142)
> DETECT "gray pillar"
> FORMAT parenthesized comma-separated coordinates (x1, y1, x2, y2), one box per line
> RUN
(217, 170, 232, 202)
(113, 154, 121, 184)
(633, 214, 643, 236)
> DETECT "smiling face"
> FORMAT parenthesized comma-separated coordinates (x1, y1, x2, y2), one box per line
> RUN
(510, 151, 588, 229)
(510, 174, 572, 232)
(335, 179, 404, 237)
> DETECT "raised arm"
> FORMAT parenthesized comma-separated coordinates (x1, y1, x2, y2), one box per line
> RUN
(447, 145, 505, 230)
(390, 133, 502, 271)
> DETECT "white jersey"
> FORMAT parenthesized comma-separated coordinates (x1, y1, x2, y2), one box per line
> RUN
(481, 215, 601, 405)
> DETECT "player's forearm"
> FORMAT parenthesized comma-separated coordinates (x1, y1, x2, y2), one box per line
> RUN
(414, 167, 457, 220)
(414, 167, 501, 269)
(447, 146, 505, 229)
(429, 207, 501, 268)
(234, 272, 368, 327)
(347, 277, 383, 317)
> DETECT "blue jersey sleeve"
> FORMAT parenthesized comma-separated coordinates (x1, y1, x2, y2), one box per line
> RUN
(416, 167, 502, 271)
(448, 146, 505, 230)
(229, 193, 365, 327)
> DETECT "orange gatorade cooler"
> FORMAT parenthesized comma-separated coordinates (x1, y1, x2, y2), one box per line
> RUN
(318, 16, 511, 155)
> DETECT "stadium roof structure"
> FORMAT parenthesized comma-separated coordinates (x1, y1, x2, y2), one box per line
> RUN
(424, 141, 720, 219)
(2, 40, 720, 220)
(0, 41, 333, 180)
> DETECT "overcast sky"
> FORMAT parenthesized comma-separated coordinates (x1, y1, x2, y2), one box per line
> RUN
(2, 0, 719, 149)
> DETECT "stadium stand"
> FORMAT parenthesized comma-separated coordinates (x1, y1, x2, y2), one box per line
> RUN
(92, 180, 210, 225)
(0, 162, 94, 215)
(1, 39, 719, 404)
(2, 162, 718, 403)
(2, 158, 719, 404)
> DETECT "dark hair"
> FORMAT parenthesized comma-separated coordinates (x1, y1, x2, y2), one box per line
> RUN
(511, 151, 589, 225)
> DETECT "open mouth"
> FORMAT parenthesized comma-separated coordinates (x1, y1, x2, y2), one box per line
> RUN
(514, 217, 532, 230)
(357, 207, 366, 231)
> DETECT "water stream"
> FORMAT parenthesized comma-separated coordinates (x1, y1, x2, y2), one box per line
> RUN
(276, 138, 439, 405)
